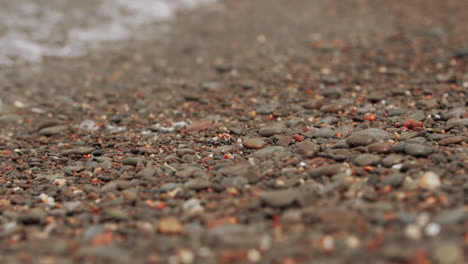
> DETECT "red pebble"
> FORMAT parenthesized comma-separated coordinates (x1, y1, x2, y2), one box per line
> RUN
(293, 134, 304, 142)
(403, 119, 424, 130)
(364, 114, 376, 121)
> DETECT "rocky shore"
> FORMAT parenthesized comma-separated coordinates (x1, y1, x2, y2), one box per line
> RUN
(0, 0, 467, 263)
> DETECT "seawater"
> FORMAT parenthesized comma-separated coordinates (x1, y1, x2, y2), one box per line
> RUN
(0, 0, 214, 66)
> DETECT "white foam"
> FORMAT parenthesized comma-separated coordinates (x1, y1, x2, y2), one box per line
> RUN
(0, 0, 215, 66)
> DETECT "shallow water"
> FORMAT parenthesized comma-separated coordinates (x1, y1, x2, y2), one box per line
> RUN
(0, 0, 214, 66)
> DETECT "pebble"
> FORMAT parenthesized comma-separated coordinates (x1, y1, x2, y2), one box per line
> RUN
(122, 157, 147, 166)
(253, 146, 285, 157)
(434, 207, 466, 225)
(207, 224, 259, 247)
(295, 141, 319, 158)
(0, 114, 22, 123)
(367, 142, 393, 153)
(184, 178, 212, 190)
(353, 128, 390, 141)
(345, 134, 376, 147)
(354, 154, 381, 166)
(314, 127, 335, 138)
(258, 125, 285, 137)
(242, 138, 266, 149)
(136, 167, 159, 179)
(39, 125, 68, 136)
(419, 171, 441, 190)
(187, 120, 213, 132)
(308, 163, 349, 177)
(404, 143, 433, 157)
(157, 217, 184, 235)
(438, 135, 466, 145)
(176, 148, 196, 157)
(446, 118, 468, 127)
(62, 147, 95, 156)
(260, 189, 297, 207)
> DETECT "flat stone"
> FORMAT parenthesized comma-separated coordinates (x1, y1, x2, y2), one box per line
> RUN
(101, 208, 128, 222)
(62, 147, 95, 156)
(438, 136, 466, 146)
(258, 125, 285, 137)
(187, 120, 213, 132)
(39, 125, 68, 136)
(253, 146, 285, 157)
(381, 154, 404, 167)
(308, 164, 348, 177)
(295, 141, 319, 158)
(446, 118, 468, 127)
(260, 189, 297, 207)
(184, 179, 212, 190)
(368, 142, 393, 153)
(352, 128, 390, 141)
(136, 167, 159, 179)
(176, 148, 196, 157)
(354, 154, 381, 166)
(122, 157, 147, 166)
(346, 134, 376, 147)
(242, 138, 266, 149)
(404, 144, 433, 157)
(314, 127, 335, 138)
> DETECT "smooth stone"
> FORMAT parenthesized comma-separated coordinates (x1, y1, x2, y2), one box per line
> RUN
(387, 108, 407, 117)
(346, 134, 376, 147)
(260, 189, 297, 207)
(405, 137, 427, 144)
(207, 224, 259, 247)
(295, 141, 319, 158)
(176, 148, 196, 157)
(39, 125, 68, 136)
(242, 138, 266, 149)
(175, 167, 200, 178)
(368, 142, 393, 153)
(160, 183, 181, 192)
(0, 114, 22, 123)
(404, 144, 433, 157)
(407, 111, 426, 121)
(352, 128, 390, 141)
(446, 118, 468, 127)
(381, 154, 404, 167)
(187, 120, 213, 131)
(314, 127, 335, 138)
(441, 108, 464, 120)
(136, 167, 159, 179)
(381, 173, 404, 188)
(258, 125, 285, 137)
(308, 164, 348, 177)
(253, 146, 285, 157)
(434, 207, 466, 225)
(122, 157, 147, 166)
(438, 136, 466, 146)
(62, 147, 95, 156)
(354, 154, 381, 166)
(221, 176, 248, 187)
(184, 179, 212, 190)
(256, 102, 280, 115)
(101, 208, 128, 222)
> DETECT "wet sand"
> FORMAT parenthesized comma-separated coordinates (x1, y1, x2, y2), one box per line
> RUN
(0, 0, 467, 263)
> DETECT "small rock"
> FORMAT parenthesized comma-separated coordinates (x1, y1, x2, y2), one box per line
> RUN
(446, 118, 468, 127)
(62, 147, 95, 156)
(122, 157, 147, 166)
(39, 125, 68, 136)
(295, 141, 319, 158)
(184, 179, 212, 190)
(101, 208, 128, 222)
(368, 142, 393, 153)
(346, 134, 376, 147)
(187, 120, 213, 132)
(404, 144, 433, 157)
(260, 189, 297, 207)
(253, 146, 285, 157)
(308, 163, 349, 177)
(419, 171, 441, 190)
(438, 136, 466, 146)
(314, 127, 335, 138)
(354, 154, 381, 166)
(157, 217, 184, 235)
(242, 138, 266, 149)
(258, 125, 285, 137)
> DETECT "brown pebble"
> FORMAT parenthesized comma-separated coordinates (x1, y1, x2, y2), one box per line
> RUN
(438, 136, 466, 146)
(368, 142, 393, 153)
(242, 138, 266, 149)
(157, 218, 184, 235)
(187, 120, 213, 132)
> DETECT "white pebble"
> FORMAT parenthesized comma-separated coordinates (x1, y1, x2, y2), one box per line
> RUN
(404, 224, 421, 240)
(419, 171, 441, 190)
(425, 222, 441, 236)
(247, 249, 261, 262)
